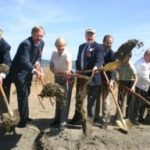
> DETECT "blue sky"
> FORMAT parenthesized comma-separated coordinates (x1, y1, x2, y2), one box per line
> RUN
(0, 0, 150, 62)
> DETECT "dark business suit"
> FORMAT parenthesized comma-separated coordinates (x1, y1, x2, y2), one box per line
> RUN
(7, 37, 44, 126)
(0, 38, 11, 67)
(72, 42, 104, 122)
(0, 38, 11, 119)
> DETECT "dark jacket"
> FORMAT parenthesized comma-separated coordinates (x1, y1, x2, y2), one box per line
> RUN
(76, 42, 104, 85)
(103, 48, 115, 80)
(0, 38, 11, 68)
(10, 37, 44, 84)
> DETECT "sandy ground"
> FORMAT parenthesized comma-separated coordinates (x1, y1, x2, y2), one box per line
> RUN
(0, 79, 150, 150)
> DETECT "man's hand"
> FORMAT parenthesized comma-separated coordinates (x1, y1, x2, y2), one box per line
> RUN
(131, 85, 135, 92)
(34, 61, 44, 79)
(92, 66, 98, 73)
(35, 61, 41, 70)
(65, 71, 72, 79)
(109, 80, 115, 89)
(34, 68, 44, 80)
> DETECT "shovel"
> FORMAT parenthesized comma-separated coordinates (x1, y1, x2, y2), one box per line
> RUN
(34, 63, 54, 107)
(77, 61, 121, 74)
(102, 71, 132, 132)
(0, 86, 20, 132)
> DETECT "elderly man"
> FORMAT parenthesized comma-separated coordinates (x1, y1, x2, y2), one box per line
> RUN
(134, 49, 150, 124)
(70, 28, 104, 125)
(6, 26, 45, 128)
(0, 28, 11, 128)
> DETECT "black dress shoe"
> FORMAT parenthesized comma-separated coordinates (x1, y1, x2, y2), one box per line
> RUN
(50, 120, 60, 126)
(133, 121, 140, 126)
(69, 118, 82, 125)
(59, 125, 66, 131)
(139, 117, 145, 123)
(27, 118, 34, 122)
(17, 122, 26, 128)
(100, 122, 108, 129)
(94, 117, 100, 123)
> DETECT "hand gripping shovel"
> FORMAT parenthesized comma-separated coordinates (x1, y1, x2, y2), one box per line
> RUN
(0, 86, 19, 132)
(102, 71, 132, 132)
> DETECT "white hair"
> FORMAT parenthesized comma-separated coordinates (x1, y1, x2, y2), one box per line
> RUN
(55, 37, 66, 46)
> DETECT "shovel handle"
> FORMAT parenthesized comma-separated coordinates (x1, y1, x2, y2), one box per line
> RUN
(120, 84, 150, 106)
(40, 77, 45, 86)
(0, 86, 13, 117)
(102, 71, 124, 122)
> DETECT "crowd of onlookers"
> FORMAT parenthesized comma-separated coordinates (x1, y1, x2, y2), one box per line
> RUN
(0, 26, 150, 132)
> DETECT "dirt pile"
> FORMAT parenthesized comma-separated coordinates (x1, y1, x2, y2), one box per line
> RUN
(34, 125, 150, 150)
(0, 83, 150, 150)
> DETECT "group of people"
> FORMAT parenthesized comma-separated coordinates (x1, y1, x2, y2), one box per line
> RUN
(0, 26, 150, 132)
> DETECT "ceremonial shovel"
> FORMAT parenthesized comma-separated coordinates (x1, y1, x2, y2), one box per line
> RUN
(102, 71, 132, 132)
(0, 86, 19, 132)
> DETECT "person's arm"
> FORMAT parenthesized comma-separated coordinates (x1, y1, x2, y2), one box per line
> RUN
(76, 45, 82, 71)
(0, 39, 11, 83)
(50, 61, 55, 74)
(66, 53, 72, 75)
(131, 74, 138, 92)
(109, 50, 116, 80)
(1, 38, 11, 68)
(93, 44, 104, 72)
(19, 43, 34, 72)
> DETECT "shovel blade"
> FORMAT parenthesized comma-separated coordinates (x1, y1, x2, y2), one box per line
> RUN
(116, 119, 132, 132)
(103, 61, 121, 71)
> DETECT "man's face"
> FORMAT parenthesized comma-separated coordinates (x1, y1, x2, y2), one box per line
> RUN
(85, 32, 96, 43)
(32, 30, 44, 45)
(103, 37, 113, 50)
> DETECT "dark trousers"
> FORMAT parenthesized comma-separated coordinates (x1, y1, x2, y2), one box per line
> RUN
(87, 85, 101, 121)
(134, 87, 148, 121)
(54, 76, 74, 124)
(60, 82, 73, 124)
(94, 83, 102, 120)
(73, 78, 87, 120)
(15, 80, 31, 125)
(73, 78, 101, 122)
(117, 81, 135, 120)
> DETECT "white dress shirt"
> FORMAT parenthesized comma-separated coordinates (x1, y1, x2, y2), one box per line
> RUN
(50, 50, 72, 73)
(135, 57, 150, 92)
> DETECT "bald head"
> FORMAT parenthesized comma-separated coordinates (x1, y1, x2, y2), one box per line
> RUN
(103, 35, 113, 50)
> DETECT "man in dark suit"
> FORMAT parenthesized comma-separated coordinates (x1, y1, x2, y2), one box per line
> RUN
(0, 28, 11, 128)
(6, 26, 45, 127)
(70, 28, 104, 124)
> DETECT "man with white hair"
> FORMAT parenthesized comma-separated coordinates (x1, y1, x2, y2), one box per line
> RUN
(134, 49, 150, 124)
(0, 28, 11, 129)
(70, 28, 104, 125)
